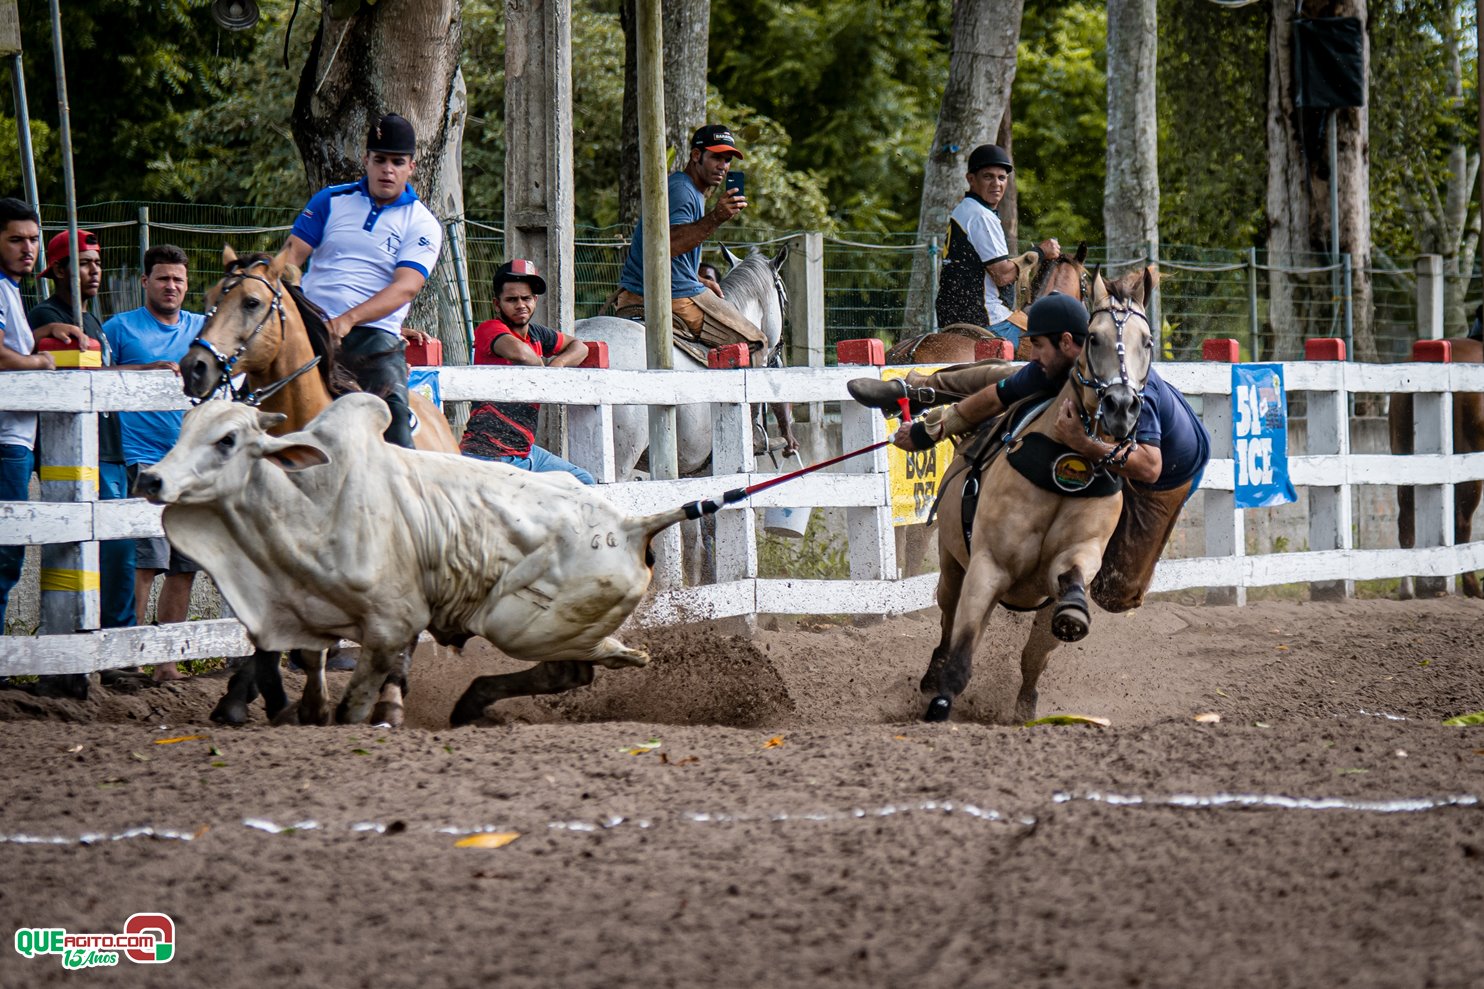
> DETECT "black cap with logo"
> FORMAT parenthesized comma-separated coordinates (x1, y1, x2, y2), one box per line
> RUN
(367, 113, 417, 155)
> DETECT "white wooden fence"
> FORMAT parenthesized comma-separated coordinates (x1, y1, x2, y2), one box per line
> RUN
(2, 358, 1482, 676)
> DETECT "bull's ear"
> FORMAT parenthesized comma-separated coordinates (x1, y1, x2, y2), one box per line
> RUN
(264, 444, 330, 473)
(255, 411, 289, 432)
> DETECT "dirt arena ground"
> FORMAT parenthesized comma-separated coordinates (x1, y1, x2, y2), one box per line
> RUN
(1, 596, 1482, 988)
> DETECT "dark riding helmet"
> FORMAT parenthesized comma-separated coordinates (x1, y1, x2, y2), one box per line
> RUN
(1023, 291, 1089, 342)
(967, 144, 1013, 174)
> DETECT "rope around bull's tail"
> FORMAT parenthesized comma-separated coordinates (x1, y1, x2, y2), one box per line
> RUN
(681, 394, 913, 520)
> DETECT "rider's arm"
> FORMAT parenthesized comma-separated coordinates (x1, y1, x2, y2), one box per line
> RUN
(1050, 399, 1163, 484)
(281, 235, 314, 270)
(328, 267, 426, 337)
(985, 237, 1063, 287)
(547, 336, 589, 368)
(670, 190, 747, 257)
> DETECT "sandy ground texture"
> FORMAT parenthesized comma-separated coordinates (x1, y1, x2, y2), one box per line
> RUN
(1, 597, 1482, 988)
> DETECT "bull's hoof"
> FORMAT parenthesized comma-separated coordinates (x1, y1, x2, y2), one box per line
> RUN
(449, 698, 488, 728)
(299, 701, 332, 726)
(369, 701, 404, 729)
(1052, 603, 1090, 642)
(924, 695, 952, 722)
(261, 687, 289, 721)
(210, 696, 250, 726)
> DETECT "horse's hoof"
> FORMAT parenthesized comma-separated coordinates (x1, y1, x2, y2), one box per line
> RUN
(298, 701, 332, 727)
(262, 689, 289, 721)
(270, 701, 300, 727)
(210, 698, 249, 726)
(369, 701, 404, 730)
(924, 695, 952, 722)
(1052, 604, 1089, 642)
(1014, 690, 1039, 724)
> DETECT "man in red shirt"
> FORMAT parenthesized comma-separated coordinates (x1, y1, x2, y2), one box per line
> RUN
(460, 259, 594, 483)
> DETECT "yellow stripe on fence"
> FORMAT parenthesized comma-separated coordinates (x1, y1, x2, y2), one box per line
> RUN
(38, 466, 100, 485)
(39, 569, 100, 592)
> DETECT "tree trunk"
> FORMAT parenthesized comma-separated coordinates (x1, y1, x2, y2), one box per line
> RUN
(292, 0, 469, 370)
(619, 0, 712, 225)
(1266, 0, 1371, 363)
(996, 103, 1016, 248)
(903, 0, 1024, 335)
(1104, 0, 1159, 275)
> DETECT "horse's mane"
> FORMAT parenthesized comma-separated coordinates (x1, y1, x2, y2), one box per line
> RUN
(718, 252, 777, 311)
(224, 252, 360, 398)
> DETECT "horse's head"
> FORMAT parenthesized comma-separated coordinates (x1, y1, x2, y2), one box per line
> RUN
(717, 244, 790, 364)
(1024, 241, 1090, 308)
(182, 245, 293, 400)
(1074, 266, 1155, 443)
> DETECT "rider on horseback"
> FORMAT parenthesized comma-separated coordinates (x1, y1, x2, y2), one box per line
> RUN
(936, 144, 1061, 351)
(850, 289, 1211, 614)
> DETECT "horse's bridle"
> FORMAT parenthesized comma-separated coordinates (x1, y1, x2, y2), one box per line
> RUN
(1071, 302, 1151, 471)
(764, 265, 789, 369)
(192, 258, 319, 407)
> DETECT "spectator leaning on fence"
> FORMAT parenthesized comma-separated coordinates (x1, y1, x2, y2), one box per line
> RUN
(0, 199, 88, 634)
(102, 244, 206, 681)
(935, 144, 1061, 350)
(460, 259, 594, 484)
(280, 112, 443, 449)
(29, 229, 137, 632)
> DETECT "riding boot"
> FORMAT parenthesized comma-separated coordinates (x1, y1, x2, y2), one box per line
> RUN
(846, 378, 944, 417)
(341, 326, 415, 448)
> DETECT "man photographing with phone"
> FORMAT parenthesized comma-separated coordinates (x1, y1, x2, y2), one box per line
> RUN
(612, 124, 767, 355)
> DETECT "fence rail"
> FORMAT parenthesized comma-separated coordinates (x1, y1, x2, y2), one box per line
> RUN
(2, 358, 1483, 676)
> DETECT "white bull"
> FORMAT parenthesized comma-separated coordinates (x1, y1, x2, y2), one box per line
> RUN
(137, 394, 690, 726)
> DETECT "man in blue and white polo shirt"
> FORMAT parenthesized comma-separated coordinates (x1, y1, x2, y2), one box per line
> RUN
(282, 112, 443, 448)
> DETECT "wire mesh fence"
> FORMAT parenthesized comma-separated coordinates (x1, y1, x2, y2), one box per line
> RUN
(24, 202, 1481, 366)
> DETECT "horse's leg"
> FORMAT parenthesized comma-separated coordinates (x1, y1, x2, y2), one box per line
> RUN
(922, 551, 1004, 722)
(209, 650, 266, 726)
(1051, 568, 1091, 643)
(296, 649, 331, 726)
(1457, 480, 1483, 598)
(1015, 606, 1061, 722)
(369, 640, 414, 728)
(903, 524, 936, 578)
(256, 650, 290, 720)
(450, 660, 597, 727)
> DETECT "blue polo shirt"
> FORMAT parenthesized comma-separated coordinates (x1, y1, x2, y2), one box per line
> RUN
(618, 170, 707, 299)
(997, 363, 1209, 490)
(291, 178, 443, 335)
(103, 306, 205, 466)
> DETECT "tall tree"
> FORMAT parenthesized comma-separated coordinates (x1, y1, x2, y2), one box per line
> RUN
(618, 0, 711, 224)
(1267, 0, 1373, 362)
(903, 0, 1025, 332)
(292, 0, 468, 362)
(1104, 0, 1158, 271)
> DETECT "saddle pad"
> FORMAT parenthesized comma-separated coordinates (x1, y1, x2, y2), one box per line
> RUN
(1007, 432, 1123, 498)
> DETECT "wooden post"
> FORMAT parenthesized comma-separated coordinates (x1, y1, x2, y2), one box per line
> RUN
(1305, 347, 1354, 600)
(37, 406, 99, 633)
(1202, 340, 1244, 606)
(784, 230, 825, 425)
(840, 398, 896, 582)
(1415, 254, 1444, 341)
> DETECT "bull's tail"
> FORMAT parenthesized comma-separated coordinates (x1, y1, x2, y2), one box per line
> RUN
(628, 488, 751, 540)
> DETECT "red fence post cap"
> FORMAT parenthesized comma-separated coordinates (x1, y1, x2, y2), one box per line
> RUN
(1412, 339, 1452, 363)
(1201, 338, 1241, 363)
(404, 337, 443, 366)
(1303, 338, 1346, 361)
(706, 343, 751, 369)
(576, 340, 609, 369)
(836, 338, 886, 366)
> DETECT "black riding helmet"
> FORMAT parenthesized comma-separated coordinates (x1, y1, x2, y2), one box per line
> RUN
(1023, 291, 1089, 342)
(967, 144, 1013, 174)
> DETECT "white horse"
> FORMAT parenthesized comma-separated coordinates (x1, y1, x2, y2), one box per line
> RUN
(574, 245, 792, 478)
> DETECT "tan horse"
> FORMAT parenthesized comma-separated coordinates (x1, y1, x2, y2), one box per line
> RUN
(1388, 337, 1484, 599)
(179, 246, 459, 728)
(888, 245, 1091, 578)
(920, 270, 1154, 723)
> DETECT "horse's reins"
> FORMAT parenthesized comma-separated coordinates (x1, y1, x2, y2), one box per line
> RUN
(192, 258, 321, 408)
(1071, 302, 1149, 472)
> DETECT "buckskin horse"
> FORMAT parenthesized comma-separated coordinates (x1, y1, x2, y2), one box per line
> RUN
(178, 246, 460, 728)
(920, 269, 1153, 723)
(891, 244, 1091, 577)
(1388, 337, 1484, 599)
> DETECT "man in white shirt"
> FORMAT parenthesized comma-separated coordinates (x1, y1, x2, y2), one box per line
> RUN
(282, 113, 444, 447)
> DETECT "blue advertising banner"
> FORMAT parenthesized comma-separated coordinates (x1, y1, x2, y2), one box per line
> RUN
(408, 368, 442, 410)
(1232, 364, 1297, 508)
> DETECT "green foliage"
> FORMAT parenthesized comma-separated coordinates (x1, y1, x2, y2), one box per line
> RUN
(1014, 0, 1107, 245)
(757, 512, 849, 580)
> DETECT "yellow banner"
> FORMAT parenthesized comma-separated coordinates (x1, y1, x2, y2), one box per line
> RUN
(882, 366, 956, 527)
(39, 568, 100, 592)
(39, 466, 100, 485)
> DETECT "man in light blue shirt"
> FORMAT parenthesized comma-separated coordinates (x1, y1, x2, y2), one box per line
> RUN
(612, 124, 765, 353)
(282, 112, 444, 448)
(103, 244, 206, 680)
